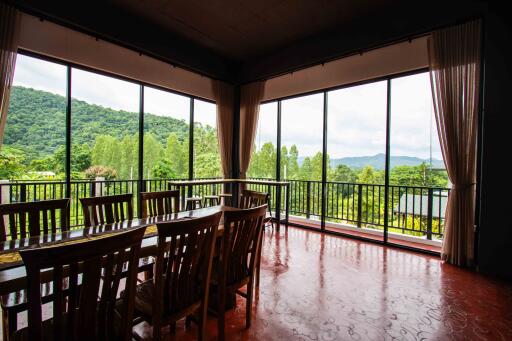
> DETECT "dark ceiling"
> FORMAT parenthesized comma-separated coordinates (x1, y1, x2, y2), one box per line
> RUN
(109, 0, 388, 61)
(6, 0, 487, 83)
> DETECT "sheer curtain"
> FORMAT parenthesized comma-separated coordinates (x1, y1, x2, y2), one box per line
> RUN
(428, 20, 481, 267)
(212, 80, 234, 178)
(239, 81, 265, 179)
(0, 3, 20, 148)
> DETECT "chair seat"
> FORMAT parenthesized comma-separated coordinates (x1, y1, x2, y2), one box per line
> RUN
(133, 279, 157, 316)
(218, 193, 232, 198)
(131, 279, 202, 320)
(186, 197, 202, 201)
(12, 314, 63, 341)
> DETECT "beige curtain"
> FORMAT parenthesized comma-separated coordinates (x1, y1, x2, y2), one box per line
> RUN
(212, 80, 234, 178)
(428, 20, 481, 267)
(239, 81, 265, 179)
(0, 3, 20, 149)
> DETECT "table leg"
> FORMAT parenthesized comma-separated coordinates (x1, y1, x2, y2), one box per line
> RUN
(285, 184, 290, 228)
(276, 185, 281, 232)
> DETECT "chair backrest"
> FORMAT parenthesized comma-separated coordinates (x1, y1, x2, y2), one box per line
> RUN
(140, 190, 179, 218)
(220, 205, 266, 286)
(80, 194, 133, 227)
(19, 226, 146, 341)
(0, 199, 69, 241)
(153, 212, 221, 316)
(239, 189, 269, 209)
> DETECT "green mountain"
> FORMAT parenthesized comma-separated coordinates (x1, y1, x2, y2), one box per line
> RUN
(330, 153, 445, 169)
(4, 86, 189, 157)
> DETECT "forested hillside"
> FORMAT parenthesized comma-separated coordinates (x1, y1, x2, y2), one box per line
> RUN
(5, 86, 189, 158)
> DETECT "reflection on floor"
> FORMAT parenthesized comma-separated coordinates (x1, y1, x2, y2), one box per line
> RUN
(288, 216, 443, 253)
(4, 226, 512, 340)
(133, 226, 512, 340)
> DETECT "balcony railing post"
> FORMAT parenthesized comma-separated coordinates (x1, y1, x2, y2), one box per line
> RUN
(426, 188, 434, 240)
(357, 184, 363, 227)
(306, 181, 311, 219)
(20, 184, 27, 203)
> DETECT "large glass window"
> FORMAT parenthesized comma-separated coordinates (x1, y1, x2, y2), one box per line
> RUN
(193, 99, 221, 178)
(2, 55, 67, 182)
(143, 87, 190, 180)
(71, 69, 139, 182)
(281, 93, 324, 223)
(247, 102, 278, 179)
(389, 73, 448, 241)
(326, 81, 387, 238)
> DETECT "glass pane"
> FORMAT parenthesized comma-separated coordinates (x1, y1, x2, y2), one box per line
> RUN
(247, 102, 277, 179)
(390, 72, 448, 245)
(2, 55, 67, 205)
(70, 68, 140, 223)
(193, 99, 221, 178)
(144, 87, 190, 189)
(326, 81, 387, 240)
(281, 93, 324, 226)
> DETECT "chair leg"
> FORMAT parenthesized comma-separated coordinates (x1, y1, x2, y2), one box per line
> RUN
(198, 302, 208, 341)
(256, 250, 262, 290)
(152, 318, 162, 341)
(217, 287, 226, 341)
(246, 279, 254, 328)
(2, 309, 10, 341)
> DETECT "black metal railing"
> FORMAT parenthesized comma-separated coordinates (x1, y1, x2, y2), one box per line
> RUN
(0, 178, 449, 239)
(247, 178, 449, 240)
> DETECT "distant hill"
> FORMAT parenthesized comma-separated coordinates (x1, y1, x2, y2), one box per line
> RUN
(330, 153, 445, 169)
(4, 86, 189, 157)
(297, 153, 444, 169)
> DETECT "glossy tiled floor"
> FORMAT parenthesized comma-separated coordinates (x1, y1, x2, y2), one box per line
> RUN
(3, 226, 512, 340)
(132, 226, 512, 340)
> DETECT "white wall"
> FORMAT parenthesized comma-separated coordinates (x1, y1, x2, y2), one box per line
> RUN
(262, 36, 429, 101)
(17, 13, 215, 101)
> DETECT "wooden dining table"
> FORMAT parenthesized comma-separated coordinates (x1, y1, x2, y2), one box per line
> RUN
(0, 205, 237, 296)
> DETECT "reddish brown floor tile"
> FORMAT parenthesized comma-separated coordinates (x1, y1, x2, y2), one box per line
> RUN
(134, 226, 512, 340)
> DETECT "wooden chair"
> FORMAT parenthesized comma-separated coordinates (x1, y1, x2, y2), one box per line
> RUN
(214, 205, 266, 341)
(80, 194, 133, 227)
(131, 212, 221, 341)
(218, 193, 232, 206)
(239, 189, 269, 209)
(14, 226, 146, 341)
(185, 197, 202, 211)
(203, 195, 220, 207)
(0, 199, 69, 241)
(140, 190, 180, 218)
(0, 199, 70, 340)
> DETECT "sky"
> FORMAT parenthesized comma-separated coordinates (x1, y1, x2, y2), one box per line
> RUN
(12, 54, 441, 161)
(12, 55, 216, 127)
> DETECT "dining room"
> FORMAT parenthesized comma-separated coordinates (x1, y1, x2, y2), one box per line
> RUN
(1, 1, 512, 340)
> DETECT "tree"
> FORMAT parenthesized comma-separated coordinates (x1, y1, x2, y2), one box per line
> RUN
(288, 145, 300, 179)
(357, 166, 383, 184)
(53, 144, 91, 174)
(0, 147, 25, 179)
(151, 159, 177, 178)
(331, 164, 357, 183)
